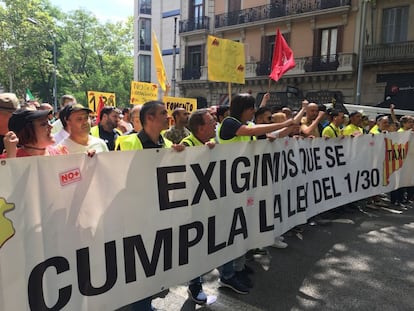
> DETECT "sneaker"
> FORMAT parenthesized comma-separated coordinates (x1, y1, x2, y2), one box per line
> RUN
(219, 275, 250, 294)
(187, 285, 207, 305)
(243, 264, 255, 274)
(235, 271, 253, 288)
(271, 240, 288, 248)
(248, 248, 268, 256)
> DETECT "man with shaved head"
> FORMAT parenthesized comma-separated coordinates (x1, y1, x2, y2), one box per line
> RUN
(300, 101, 325, 137)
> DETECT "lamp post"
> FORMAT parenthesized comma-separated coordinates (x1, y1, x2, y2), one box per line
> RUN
(27, 17, 58, 112)
(355, 0, 369, 105)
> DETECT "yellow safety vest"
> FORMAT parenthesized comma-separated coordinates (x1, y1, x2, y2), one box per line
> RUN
(117, 133, 173, 150)
(180, 133, 203, 146)
(217, 117, 256, 144)
(90, 125, 122, 138)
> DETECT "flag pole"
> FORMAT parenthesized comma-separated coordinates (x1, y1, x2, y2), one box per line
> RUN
(228, 83, 232, 106)
(268, 79, 271, 93)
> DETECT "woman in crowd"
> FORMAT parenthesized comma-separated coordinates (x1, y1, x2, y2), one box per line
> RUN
(1, 108, 68, 158)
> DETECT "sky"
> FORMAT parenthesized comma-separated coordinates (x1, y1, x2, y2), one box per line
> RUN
(49, 0, 134, 22)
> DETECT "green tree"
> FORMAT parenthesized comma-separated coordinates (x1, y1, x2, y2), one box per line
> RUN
(0, 0, 133, 108)
(58, 10, 133, 107)
(0, 0, 58, 101)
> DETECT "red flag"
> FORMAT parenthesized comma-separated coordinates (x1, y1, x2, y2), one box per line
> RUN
(269, 29, 296, 81)
(95, 96, 105, 124)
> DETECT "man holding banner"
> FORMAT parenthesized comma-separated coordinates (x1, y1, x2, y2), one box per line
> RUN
(118, 100, 184, 310)
(180, 109, 217, 304)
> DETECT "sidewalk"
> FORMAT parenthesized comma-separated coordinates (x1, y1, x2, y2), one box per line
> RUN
(153, 201, 414, 310)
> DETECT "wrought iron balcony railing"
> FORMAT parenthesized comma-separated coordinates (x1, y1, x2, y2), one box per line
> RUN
(364, 41, 414, 64)
(256, 53, 355, 76)
(181, 66, 202, 80)
(179, 16, 210, 33)
(215, 0, 351, 28)
(179, 53, 355, 81)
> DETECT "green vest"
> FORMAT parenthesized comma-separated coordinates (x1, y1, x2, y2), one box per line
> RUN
(217, 117, 256, 144)
(90, 125, 100, 138)
(117, 133, 173, 150)
(90, 125, 122, 138)
(180, 133, 203, 146)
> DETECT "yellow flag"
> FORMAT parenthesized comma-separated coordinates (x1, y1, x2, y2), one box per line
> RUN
(152, 31, 168, 91)
(207, 36, 245, 84)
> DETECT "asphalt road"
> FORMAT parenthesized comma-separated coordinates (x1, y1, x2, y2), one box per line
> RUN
(152, 199, 414, 311)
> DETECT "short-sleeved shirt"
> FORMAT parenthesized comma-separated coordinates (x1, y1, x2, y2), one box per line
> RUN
(163, 125, 190, 144)
(322, 123, 342, 138)
(343, 124, 363, 136)
(98, 126, 120, 151)
(219, 117, 244, 140)
(60, 136, 109, 154)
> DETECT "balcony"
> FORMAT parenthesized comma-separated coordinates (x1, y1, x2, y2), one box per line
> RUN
(179, 53, 355, 83)
(181, 66, 202, 80)
(179, 16, 210, 34)
(256, 53, 356, 76)
(215, 0, 351, 28)
(364, 41, 414, 64)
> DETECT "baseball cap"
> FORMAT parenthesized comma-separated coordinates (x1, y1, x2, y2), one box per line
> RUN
(8, 109, 52, 133)
(0, 93, 20, 112)
(61, 103, 92, 121)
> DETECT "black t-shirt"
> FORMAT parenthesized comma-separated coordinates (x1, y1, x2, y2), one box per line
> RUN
(138, 130, 165, 149)
(98, 125, 119, 151)
(219, 117, 243, 140)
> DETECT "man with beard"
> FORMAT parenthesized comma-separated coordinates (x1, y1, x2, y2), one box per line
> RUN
(164, 107, 190, 144)
(90, 106, 122, 150)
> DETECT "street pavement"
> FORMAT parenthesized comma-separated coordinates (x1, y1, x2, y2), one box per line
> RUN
(153, 199, 414, 311)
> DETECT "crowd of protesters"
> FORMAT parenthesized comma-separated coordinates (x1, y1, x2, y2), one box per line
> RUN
(1, 91, 414, 310)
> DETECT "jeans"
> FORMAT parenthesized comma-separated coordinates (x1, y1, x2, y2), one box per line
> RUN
(118, 297, 152, 311)
(218, 259, 235, 279)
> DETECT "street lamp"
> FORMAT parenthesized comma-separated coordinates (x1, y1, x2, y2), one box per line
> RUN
(27, 17, 58, 112)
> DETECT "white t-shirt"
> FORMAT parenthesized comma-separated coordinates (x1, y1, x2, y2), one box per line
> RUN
(53, 128, 70, 145)
(60, 136, 109, 154)
(51, 119, 63, 135)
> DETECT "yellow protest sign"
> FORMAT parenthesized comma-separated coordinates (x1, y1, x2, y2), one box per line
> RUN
(87, 91, 116, 112)
(163, 96, 197, 116)
(130, 81, 158, 105)
(207, 35, 245, 84)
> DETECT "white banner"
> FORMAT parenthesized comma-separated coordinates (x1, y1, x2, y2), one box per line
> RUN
(0, 132, 413, 310)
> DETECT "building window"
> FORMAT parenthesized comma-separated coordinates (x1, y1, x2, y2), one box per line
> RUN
(228, 0, 241, 12)
(139, 0, 151, 15)
(309, 27, 342, 72)
(257, 33, 290, 75)
(183, 45, 203, 80)
(138, 55, 151, 82)
(382, 6, 408, 43)
(139, 18, 151, 51)
(190, 0, 204, 18)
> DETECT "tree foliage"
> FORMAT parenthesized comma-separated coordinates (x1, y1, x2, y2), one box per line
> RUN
(0, 0, 133, 107)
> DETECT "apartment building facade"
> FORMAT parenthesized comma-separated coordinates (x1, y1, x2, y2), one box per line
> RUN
(363, 0, 414, 109)
(134, 1, 414, 109)
(134, 0, 181, 97)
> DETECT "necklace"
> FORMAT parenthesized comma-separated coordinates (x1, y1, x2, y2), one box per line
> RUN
(23, 145, 46, 151)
